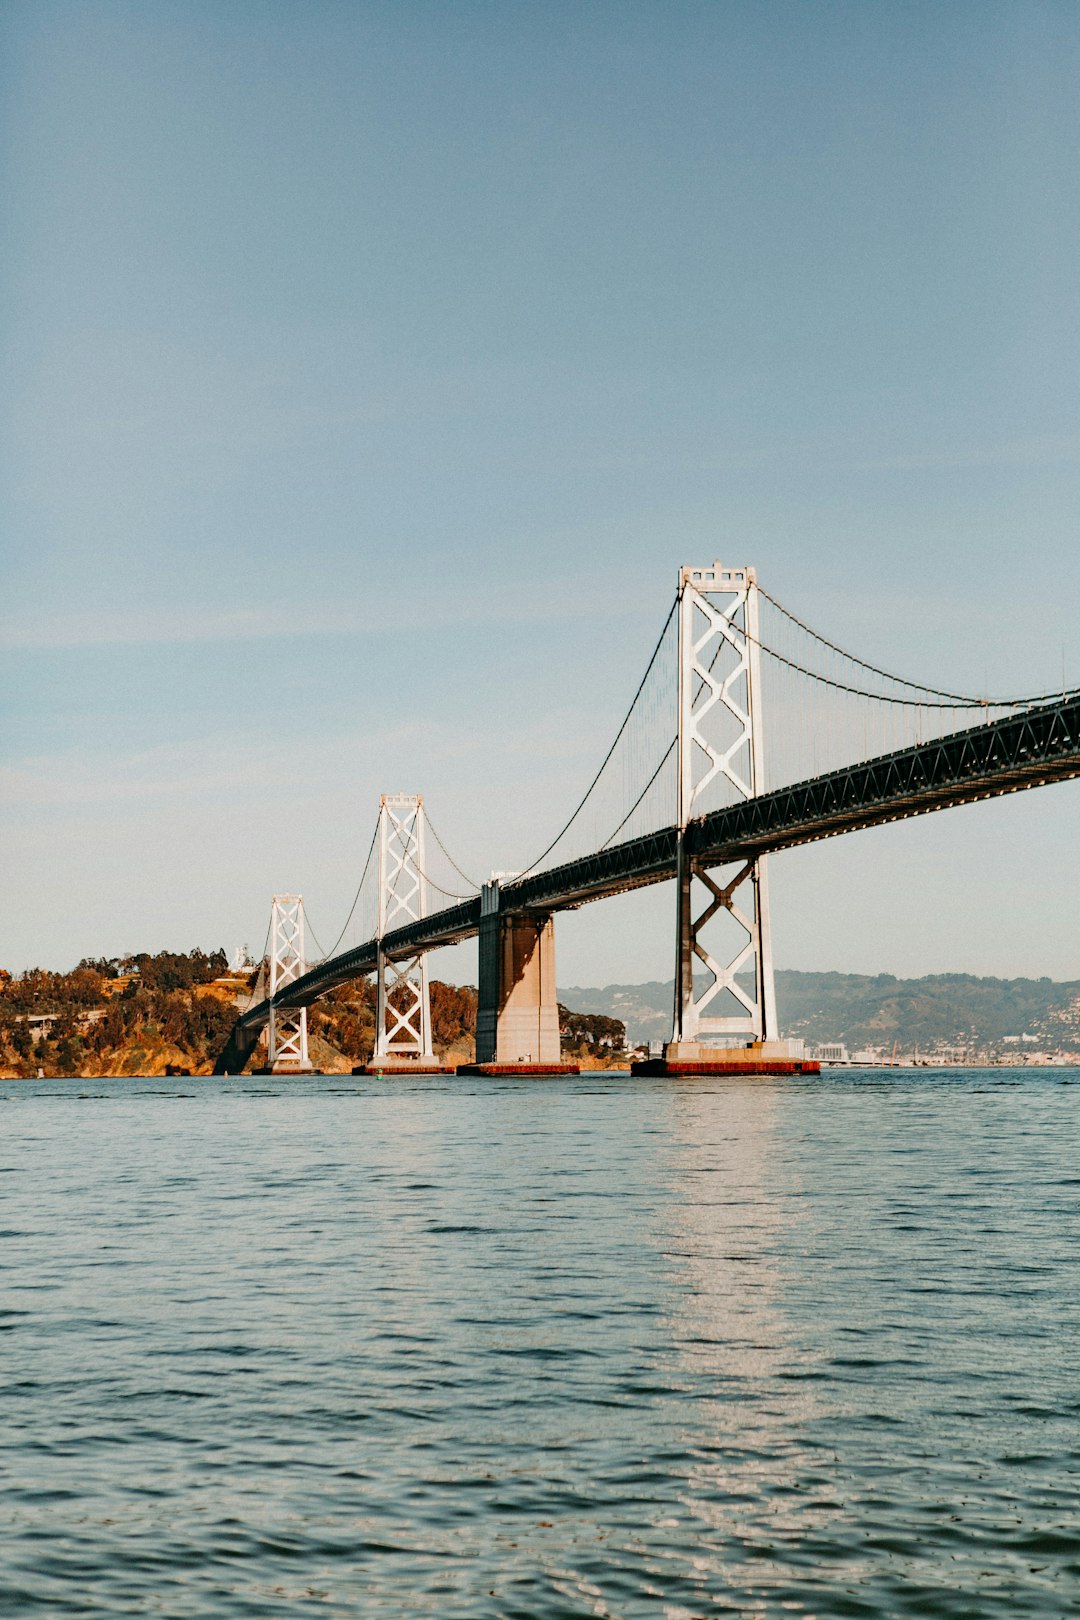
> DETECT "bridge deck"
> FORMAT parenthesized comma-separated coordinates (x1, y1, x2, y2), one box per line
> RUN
(219, 692, 1080, 1066)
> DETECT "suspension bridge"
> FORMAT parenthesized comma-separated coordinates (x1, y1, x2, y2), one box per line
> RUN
(216, 562, 1080, 1076)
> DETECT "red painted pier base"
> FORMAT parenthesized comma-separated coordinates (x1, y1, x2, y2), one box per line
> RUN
(456, 1062, 581, 1077)
(253, 1066, 324, 1076)
(353, 1061, 457, 1075)
(631, 1056, 820, 1077)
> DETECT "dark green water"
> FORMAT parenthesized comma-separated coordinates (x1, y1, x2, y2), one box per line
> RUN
(3, 1070, 1079, 1617)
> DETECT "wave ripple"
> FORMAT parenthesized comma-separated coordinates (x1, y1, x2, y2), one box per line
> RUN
(2, 1070, 1079, 1617)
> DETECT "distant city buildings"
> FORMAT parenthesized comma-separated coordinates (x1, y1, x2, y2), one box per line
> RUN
(806, 1037, 1077, 1066)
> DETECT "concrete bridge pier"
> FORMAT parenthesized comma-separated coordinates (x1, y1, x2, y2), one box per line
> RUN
(470, 880, 576, 1073)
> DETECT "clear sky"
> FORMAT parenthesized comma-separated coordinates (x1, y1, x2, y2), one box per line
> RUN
(3, 0, 1079, 985)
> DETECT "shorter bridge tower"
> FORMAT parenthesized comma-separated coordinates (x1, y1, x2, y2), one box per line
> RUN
(670, 562, 778, 1055)
(374, 794, 436, 1064)
(267, 893, 310, 1071)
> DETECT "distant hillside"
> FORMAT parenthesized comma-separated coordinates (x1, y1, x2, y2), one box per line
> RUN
(0, 953, 630, 1077)
(7, 953, 1079, 1074)
(558, 982, 674, 1046)
(560, 971, 1080, 1054)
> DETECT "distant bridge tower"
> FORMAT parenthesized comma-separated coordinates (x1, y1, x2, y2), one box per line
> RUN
(671, 562, 778, 1053)
(267, 894, 310, 1071)
(375, 794, 435, 1064)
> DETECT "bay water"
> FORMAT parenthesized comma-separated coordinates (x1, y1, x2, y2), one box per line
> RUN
(2, 1070, 1079, 1616)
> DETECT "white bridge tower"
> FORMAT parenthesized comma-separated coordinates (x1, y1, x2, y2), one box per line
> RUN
(267, 893, 310, 1071)
(375, 794, 436, 1064)
(670, 562, 778, 1054)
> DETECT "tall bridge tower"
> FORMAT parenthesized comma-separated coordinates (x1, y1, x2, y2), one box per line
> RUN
(374, 794, 436, 1065)
(267, 893, 310, 1071)
(670, 562, 778, 1055)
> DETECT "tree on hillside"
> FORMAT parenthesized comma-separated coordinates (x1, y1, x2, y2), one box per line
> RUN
(132, 949, 228, 993)
(558, 1006, 626, 1056)
(430, 982, 477, 1046)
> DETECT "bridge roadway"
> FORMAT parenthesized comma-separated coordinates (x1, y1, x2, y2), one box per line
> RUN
(222, 691, 1080, 1063)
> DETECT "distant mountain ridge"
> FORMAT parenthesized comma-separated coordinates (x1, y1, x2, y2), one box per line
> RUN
(560, 971, 1080, 1054)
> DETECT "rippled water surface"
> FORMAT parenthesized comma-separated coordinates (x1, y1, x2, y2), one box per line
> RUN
(3, 1070, 1080, 1617)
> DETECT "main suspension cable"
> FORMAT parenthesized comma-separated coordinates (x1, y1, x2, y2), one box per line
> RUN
(425, 814, 480, 891)
(316, 821, 379, 962)
(411, 862, 477, 902)
(302, 903, 329, 963)
(759, 585, 1076, 708)
(250, 916, 272, 989)
(517, 592, 679, 876)
(753, 629, 1080, 709)
(380, 816, 476, 912)
(600, 735, 677, 850)
(755, 639, 984, 707)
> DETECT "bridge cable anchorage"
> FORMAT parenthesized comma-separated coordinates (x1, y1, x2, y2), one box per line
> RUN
(517, 591, 680, 877)
(758, 585, 1080, 709)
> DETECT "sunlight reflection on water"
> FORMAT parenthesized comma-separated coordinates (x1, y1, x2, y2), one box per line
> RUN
(2, 1070, 1079, 1617)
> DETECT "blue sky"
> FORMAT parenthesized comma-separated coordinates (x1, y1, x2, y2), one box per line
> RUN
(3, 0, 1079, 984)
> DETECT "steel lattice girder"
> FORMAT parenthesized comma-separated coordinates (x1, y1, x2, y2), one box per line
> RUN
(221, 692, 1080, 1055)
(692, 693, 1080, 866)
